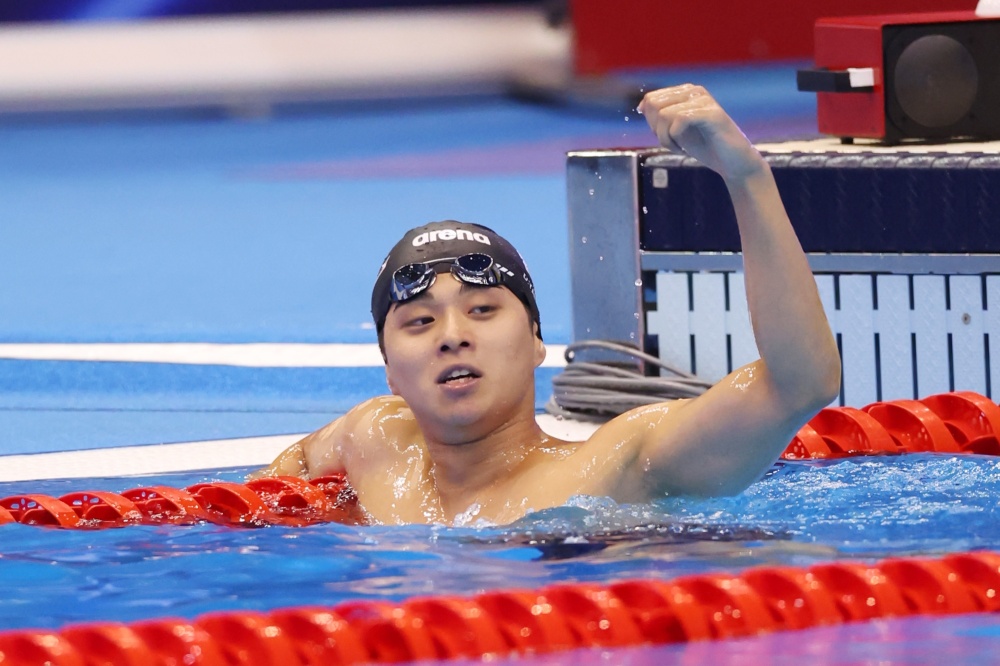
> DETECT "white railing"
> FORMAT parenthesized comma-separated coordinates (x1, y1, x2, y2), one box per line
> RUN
(647, 271, 1000, 406)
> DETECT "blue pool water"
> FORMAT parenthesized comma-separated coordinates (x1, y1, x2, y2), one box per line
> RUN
(2, 454, 999, 662)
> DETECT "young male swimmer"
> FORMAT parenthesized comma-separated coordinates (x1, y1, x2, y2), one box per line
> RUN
(252, 85, 842, 525)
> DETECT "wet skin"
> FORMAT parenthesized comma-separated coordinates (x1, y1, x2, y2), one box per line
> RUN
(253, 84, 842, 525)
(262, 275, 670, 525)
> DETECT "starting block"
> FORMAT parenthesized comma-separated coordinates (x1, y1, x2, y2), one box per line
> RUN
(567, 138, 1000, 406)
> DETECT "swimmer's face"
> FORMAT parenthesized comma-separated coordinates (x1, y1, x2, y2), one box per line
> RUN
(381, 274, 545, 441)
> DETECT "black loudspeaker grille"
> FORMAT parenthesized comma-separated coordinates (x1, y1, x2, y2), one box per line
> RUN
(883, 21, 1000, 144)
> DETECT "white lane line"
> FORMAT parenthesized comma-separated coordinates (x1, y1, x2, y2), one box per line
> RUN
(0, 343, 569, 368)
(0, 434, 300, 483)
(0, 415, 599, 482)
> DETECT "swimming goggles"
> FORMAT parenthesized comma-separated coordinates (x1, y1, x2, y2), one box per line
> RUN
(390, 253, 501, 303)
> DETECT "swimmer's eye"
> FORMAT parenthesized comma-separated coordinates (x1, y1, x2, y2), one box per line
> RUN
(404, 316, 434, 328)
(470, 304, 496, 315)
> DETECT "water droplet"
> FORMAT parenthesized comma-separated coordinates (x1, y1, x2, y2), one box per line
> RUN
(588, 188, 595, 196)
(624, 116, 630, 122)
(597, 174, 602, 180)
(586, 327, 591, 333)
(642, 206, 648, 214)
(629, 332, 636, 339)
(581, 236, 588, 244)
(599, 255, 604, 261)
(634, 278, 643, 287)
(634, 312, 640, 319)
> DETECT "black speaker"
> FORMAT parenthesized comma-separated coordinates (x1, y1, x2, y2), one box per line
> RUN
(885, 20, 1000, 142)
(799, 12, 1000, 144)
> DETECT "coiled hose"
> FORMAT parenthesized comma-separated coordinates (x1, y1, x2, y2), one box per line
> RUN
(544, 340, 713, 421)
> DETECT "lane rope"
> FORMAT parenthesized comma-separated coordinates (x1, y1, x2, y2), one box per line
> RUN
(0, 550, 997, 664)
(0, 474, 365, 529)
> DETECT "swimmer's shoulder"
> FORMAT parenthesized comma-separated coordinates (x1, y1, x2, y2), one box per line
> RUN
(345, 395, 416, 436)
(302, 395, 419, 473)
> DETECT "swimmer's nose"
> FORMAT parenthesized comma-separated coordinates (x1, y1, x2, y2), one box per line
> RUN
(437, 309, 472, 353)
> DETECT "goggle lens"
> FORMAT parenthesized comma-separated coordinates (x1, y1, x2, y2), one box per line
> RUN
(452, 253, 498, 286)
(390, 253, 499, 303)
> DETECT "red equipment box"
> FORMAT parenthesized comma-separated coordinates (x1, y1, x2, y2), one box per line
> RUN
(798, 11, 1000, 144)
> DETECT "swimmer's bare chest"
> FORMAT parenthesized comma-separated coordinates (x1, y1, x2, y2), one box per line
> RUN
(349, 452, 606, 526)
(329, 438, 585, 525)
(302, 397, 651, 525)
(312, 433, 618, 525)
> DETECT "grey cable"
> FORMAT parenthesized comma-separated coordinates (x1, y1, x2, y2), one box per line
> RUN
(544, 340, 713, 422)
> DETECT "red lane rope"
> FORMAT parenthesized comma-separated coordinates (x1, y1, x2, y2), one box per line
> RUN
(782, 390, 1000, 459)
(0, 474, 367, 529)
(0, 550, 997, 664)
(1, 391, 998, 530)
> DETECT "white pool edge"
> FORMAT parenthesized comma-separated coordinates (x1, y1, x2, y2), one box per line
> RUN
(0, 415, 599, 483)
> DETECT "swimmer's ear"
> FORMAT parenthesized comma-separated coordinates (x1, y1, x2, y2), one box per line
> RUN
(379, 329, 400, 394)
(532, 324, 546, 369)
(384, 364, 401, 396)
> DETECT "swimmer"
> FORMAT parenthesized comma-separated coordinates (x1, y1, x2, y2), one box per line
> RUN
(251, 85, 842, 525)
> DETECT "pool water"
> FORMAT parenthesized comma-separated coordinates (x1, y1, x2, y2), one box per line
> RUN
(2, 453, 999, 662)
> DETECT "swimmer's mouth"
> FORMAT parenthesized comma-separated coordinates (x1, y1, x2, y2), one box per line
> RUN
(437, 366, 482, 384)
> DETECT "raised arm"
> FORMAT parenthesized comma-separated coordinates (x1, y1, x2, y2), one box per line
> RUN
(641, 85, 841, 404)
(601, 85, 841, 497)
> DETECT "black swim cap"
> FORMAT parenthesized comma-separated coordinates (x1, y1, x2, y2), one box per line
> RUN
(371, 221, 541, 339)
